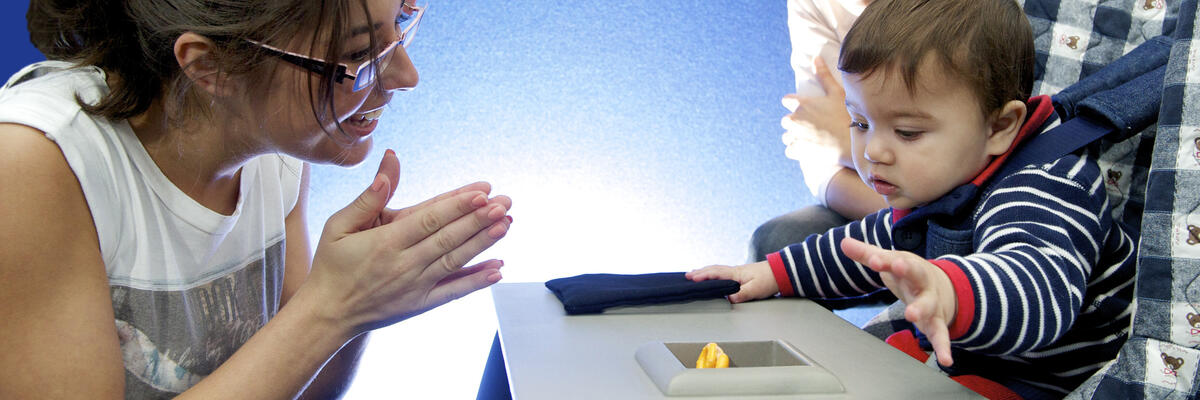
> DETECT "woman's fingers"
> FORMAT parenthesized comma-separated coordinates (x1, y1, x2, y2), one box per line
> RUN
(323, 150, 404, 235)
(416, 214, 512, 283)
(438, 259, 504, 283)
(781, 94, 802, 112)
(812, 56, 843, 97)
(781, 113, 810, 134)
(325, 172, 393, 239)
(390, 181, 493, 221)
(425, 259, 505, 307)
(377, 149, 401, 202)
(382, 189, 492, 248)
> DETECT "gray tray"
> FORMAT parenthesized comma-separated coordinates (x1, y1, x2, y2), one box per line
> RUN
(635, 340, 844, 396)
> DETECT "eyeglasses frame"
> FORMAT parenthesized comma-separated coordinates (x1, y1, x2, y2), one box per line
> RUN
(248, 1, 425, 92)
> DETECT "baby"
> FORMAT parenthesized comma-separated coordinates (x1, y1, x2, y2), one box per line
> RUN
(689, 0, 1137, 397)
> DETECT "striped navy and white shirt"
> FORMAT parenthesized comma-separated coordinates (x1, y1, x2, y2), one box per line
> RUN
(766, 96, 1138, 395)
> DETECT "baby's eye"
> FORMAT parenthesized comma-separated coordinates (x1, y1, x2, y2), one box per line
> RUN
(895, 129, 922, 139)
(849, 121, 869, 131)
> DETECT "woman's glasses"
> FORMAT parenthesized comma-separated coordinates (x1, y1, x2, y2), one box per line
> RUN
(250, 1, 426, 92)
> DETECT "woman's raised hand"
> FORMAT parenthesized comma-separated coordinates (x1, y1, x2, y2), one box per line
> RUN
(780, 56, 854, 169)
(308, 150, 513, 334)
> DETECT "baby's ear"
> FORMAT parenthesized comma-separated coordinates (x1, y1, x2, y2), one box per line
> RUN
(174, 32, 235, 98)
(984, 100, 1027, 157)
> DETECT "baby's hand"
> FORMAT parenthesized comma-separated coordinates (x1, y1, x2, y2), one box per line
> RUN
(685, 261, 779, 303)
(840, 237, 958, 367)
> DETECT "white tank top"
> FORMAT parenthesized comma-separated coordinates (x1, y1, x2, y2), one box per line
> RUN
(0, 61, 303, 398)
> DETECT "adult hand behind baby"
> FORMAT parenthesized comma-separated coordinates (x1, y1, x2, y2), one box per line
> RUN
(686, 261, 779, 303)
(840, 237, 957, 367)
(307, 150, 513, 336)
(781, 56, 853, 170)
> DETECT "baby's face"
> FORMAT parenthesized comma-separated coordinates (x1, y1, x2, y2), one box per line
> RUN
(842, 61, 997, 210)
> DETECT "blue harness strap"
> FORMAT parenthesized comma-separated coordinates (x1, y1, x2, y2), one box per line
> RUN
(998, 115, 1114, 180)
(999, 43, 1169, 180)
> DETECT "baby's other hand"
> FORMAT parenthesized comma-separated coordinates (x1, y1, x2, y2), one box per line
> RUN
(686, 261, 779, 303)
(840, 237, 957, 367)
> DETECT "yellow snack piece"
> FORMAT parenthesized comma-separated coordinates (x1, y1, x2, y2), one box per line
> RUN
(696, 342, 730, 368)
(716, 353, 730, 368)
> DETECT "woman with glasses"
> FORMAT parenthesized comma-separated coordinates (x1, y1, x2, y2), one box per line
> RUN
(0, 0, 511, 398)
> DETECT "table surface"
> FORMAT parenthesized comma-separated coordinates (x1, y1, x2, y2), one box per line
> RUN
(492, 282, 984, 399)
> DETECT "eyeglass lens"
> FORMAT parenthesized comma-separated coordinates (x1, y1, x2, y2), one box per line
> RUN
(351, 2, 423, 91)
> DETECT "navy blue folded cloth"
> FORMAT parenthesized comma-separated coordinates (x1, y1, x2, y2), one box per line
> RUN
(544, 272, 740, 315)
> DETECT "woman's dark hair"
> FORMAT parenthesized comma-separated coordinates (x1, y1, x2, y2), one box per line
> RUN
(26, 0, 382, 137)
(839, 0, 1035, 117)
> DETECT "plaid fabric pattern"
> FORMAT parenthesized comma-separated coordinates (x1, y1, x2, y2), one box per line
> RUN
(1023, 0, 1179, 235)
(1064, 0, 1200, 398)
(1012, 0, 1200, 398)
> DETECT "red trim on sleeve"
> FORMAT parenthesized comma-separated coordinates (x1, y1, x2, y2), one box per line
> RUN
(929, 259, 975, 339)
(767, 252, 796, 297)
(891, 208, 910, 223)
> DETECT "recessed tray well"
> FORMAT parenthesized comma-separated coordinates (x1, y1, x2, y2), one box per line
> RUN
(635, 340, 844, 396)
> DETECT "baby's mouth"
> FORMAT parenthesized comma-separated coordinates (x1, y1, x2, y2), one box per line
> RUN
(871, 178, 898, 196)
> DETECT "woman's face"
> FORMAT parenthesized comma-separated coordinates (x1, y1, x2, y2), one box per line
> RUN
(260, 0, 419, 167)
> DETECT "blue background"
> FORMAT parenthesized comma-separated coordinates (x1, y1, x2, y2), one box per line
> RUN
(2, 1, 41, 79)
(2, 1, 818, 397)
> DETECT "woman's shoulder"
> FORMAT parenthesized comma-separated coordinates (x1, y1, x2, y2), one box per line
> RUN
(0, 122, 74, 172)
(0, 122, 99, 243)
(0, 61, 131, 170)
(0, 120, 115, 400)
(0, 61, 107, 103)
(0, 61, 112, 137)
(0, 62, 117, 221)
(0, 63, 139, 265)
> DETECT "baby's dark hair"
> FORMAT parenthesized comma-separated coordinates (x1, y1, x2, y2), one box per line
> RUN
(839, 0, 1035, 117)
(26, 0, 384, 138)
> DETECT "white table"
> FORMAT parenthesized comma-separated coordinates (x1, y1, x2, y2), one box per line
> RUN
(491, 282, 983, 399)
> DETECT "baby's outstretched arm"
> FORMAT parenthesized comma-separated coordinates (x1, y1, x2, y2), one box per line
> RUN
(686, 261, 779, 303)
(840, 237, 958, 367)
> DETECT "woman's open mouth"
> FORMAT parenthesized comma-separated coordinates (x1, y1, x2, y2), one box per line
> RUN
(348, 108, 384, 127)
(343, 108, 384, 137)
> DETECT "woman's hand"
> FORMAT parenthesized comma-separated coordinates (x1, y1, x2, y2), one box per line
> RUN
(307, 150, 513, 334)
(781, 56, 854, 170)
(686, 261, 779, 303)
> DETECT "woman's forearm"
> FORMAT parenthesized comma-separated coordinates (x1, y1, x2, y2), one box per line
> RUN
(176, 287, 358, 400)
(299, 333, 370, 400)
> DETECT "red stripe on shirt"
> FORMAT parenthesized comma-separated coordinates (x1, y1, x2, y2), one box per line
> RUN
(930, 259, 975, 339)
(767, 252, 796, 297)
